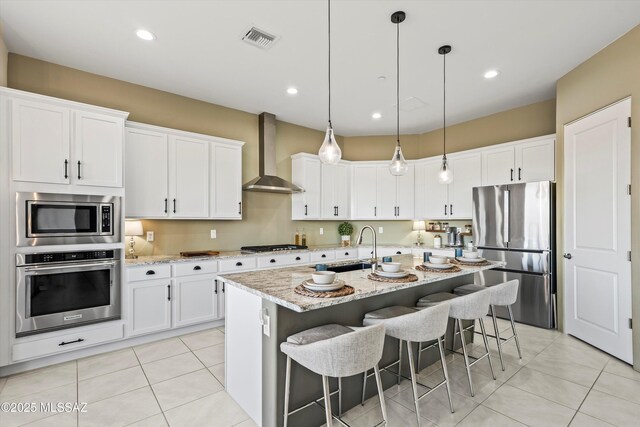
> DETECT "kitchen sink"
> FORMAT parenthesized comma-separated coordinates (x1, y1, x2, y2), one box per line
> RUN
(324, 262, 372, 273)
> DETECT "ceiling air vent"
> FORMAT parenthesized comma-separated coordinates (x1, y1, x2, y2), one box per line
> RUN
(242, 26, 278, 49)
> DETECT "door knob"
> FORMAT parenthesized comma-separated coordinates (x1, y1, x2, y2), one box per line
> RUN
(563, 253, 572, 259)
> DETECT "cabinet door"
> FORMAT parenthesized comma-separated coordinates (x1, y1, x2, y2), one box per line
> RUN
(376, 166, 397, 219)
(12, 99, 70, 184)
(74, 111, 124, 187)
(170, 136, 209, 218)
(211, 143, 243, 219)
(173, 275, 217, 328)
(292, 156, 321, 219)
(395, 164, 414, 219)
(423, 159, 450, 219)
(218, 280, 226, 319)
(481, 145, 515, 186)
(414, 162, 427, 218)
(320, 163, 336, 219)
(515, 137, 555, 182)
(125, 128, 169, 217)
(334, 163, 350, 219)
(448, 153, 482, 219)
(127, 279, 172, 337)
(351, 165, 378, 219)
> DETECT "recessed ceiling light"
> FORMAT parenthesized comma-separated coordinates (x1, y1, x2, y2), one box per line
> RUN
(136, 29, 156, 41)
(484, 69, 500, 79)
(286, 87, 298, 95)
(371, 112, 382, 119)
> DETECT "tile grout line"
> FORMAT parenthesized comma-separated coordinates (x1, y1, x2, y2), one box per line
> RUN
(566, 366, 609, 426)
(131, 346, 171, 427)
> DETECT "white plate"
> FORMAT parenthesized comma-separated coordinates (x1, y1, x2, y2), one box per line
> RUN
(423, 262, 454, 270)
(457, 257, 485, 263)
(303, 279, 345, 292)
(375, 270, 409, 279)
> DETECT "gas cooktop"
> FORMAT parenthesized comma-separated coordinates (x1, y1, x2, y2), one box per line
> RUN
(240, 244, 308, 253)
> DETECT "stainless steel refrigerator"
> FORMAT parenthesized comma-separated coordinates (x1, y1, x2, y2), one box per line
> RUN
(473, 181, 556, 329)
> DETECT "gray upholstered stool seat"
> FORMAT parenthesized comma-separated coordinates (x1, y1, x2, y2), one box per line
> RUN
(280, 323, 388, 427)
(416, 292, 458, 307)
(361, 303, 453, 426)
(453, 280, 522, 370)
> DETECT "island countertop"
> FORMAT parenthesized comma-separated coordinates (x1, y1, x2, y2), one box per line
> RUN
(218, 254, 504, 312)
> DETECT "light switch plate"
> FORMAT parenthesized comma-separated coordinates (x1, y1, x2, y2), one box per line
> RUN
(210, 230, 217, 239)
(146, 231, 154, 242)
(378, 227, 384, 234)
(263, 314, 270, 337)
(320, 227, 324, 235)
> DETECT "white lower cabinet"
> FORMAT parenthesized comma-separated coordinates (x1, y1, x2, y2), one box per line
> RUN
(172, 275, 218, 328)
(127, 278, 173, 337)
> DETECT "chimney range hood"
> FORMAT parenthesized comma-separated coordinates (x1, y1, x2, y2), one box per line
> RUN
(242, 112, 304, 194)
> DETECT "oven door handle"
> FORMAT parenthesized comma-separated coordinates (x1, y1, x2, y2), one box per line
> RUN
(22, 261, 117, 273)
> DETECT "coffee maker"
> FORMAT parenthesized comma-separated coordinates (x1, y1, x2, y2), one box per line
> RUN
(446, 227, 463, 247)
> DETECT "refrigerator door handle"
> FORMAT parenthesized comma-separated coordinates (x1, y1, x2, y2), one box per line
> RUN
(503, 189, 510, 244)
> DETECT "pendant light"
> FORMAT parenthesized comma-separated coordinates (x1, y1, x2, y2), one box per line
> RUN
(389, 11, 409, 176)
(318, 0, 342, 165)
(437, 45, 453, 184)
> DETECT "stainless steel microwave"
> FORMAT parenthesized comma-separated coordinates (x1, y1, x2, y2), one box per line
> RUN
(16, 192, 121, 246)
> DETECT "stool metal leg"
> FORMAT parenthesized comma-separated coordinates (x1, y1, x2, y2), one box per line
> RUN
(397, 339, 403, 385)
(283, 356, 291, 427)
(405, 341, 422, 427)
(374, 365, 388, 425)
(322, 375, 334, 427)
(361, 370, 368, 406)
(458, 319, 475, 397)
(437, 337, 454, 413)
(416, 342, 422, 373)
(478, 319, 496, 380)
(338, 377, 342, 417)
(508, 305, 523, 359)
(490, 305, 506, 371)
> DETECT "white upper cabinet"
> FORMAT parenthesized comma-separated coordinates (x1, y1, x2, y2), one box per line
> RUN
(74, 111, 124, 187)
(394, 164, 415, 219)
(482, 135, 555, 185)
(291, 154, 322, 219)
(125, 122, 244, 219)
(376, 166, 397, 219)
(125, 127, 169, 218)
(321, 162, 350, 219)
(211, 142, 243, 219)
(420, 158, 450, 219)
(351, 164, 378, 219)
(448, 152, 482, 219)
(8, 90, 127, 187)
(170, 135, 209, 218)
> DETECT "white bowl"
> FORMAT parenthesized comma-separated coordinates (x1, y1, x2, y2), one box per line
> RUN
(462, 251, 479, 259)
(312, 271, 336, 285)
(429, 255, 449, 265)
(380, 262, 402, 273)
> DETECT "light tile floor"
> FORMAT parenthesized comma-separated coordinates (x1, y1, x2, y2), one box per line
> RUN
(1, 320, 639, 426)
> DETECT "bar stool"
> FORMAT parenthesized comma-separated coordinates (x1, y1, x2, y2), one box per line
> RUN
(280, 323, 388, 427)
(454, 280, 522, 370)
(417, 290, 496, 397)
(361, 303, 453, 426)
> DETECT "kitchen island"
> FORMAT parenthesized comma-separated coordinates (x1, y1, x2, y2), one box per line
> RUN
(218, 255, 503, 427)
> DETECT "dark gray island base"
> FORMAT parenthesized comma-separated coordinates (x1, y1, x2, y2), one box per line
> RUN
(219, 255, 504, 427)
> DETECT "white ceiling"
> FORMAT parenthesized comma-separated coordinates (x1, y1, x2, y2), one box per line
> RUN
(1, 0, 640, 136)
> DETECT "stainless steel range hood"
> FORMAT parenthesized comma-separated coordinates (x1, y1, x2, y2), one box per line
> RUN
(243, 112, 304, 193)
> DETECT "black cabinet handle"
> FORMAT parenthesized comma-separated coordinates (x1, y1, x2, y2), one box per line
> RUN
(510, 168, 514, 181)
(236, 261, 243, 266)
(345, 252, 349, 256)
(64, 159, 68, 179)
(238, 202, 242, 215)
(214, 281, 218, 294)
(59, 338, 84, 346)
(304, 204, 308, 216)
(444, 205, 448, 216)
(77, 161, 82, 179)
(321, 254, 326, 258)
(222, 282, 225, 293)
(336, 206, 339, 216)
(374, 206, 377, 216)
(518, 167, 522, 181)
(270, 259, 276, 263)
(167, 284, 171, 301)
(193, 265, 202, 271)
(146, 270, 155, 275)
(295, 256, 301, 261)
(396, 251, 401, 255)
(164, 198, 168, 214)
(450, 204, 453, 216)
(173, 199, 176, 213)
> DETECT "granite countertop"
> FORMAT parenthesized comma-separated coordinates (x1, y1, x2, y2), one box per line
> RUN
(218, 254, 505, 312)
(124, 244, 417, 266)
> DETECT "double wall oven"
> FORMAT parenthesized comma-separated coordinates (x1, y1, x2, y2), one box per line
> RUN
(15, 192, 123, 336)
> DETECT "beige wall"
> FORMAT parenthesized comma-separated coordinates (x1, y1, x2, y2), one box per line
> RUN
(556, 24, 640, 367)
(8, 54, 554, 255)
(0, 28, 8, 86)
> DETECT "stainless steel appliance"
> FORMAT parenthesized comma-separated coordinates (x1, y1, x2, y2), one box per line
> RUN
(17, 192, 121, 246)
(472, 181, 556, 328)
(16, 249, 121, 336)
(240, 244, 308, 253)
(446, 227, 462, 247)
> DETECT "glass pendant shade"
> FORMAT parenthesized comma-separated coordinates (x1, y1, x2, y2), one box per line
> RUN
(389, 143, 409, 176)
(318, 124, 341, 165)
(437, 156, 453, 184)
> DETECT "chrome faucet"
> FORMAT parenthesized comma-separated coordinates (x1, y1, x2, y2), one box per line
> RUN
(356, 225, 378, 274)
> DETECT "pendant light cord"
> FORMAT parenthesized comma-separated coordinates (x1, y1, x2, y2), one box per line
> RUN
(328, 0, 332, 129)
(442, 48, 447, 159)
(396, 19, 400, 146)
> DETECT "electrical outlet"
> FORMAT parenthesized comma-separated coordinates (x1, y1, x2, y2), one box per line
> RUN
(263, 314, 271, 337)
(319, 227, 324, 235)
(210, 229, 217, 239)
(378, 227, 384, 234)
(146, 231, 154, 242)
